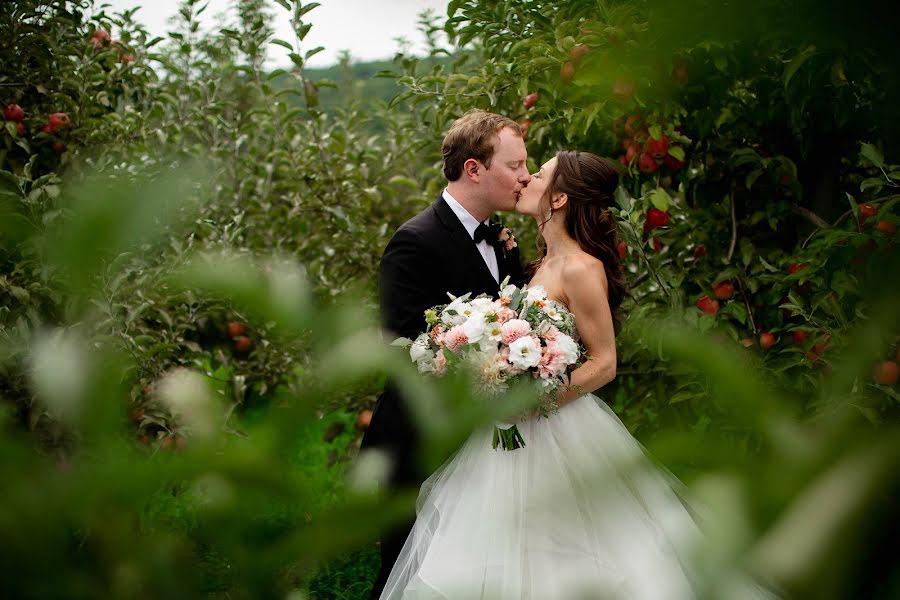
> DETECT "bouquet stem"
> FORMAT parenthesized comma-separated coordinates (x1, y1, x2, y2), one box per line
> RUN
(492, 424, 526, 451)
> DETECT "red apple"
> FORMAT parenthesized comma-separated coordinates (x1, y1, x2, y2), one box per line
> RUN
(872, 360, 899, 385)
(759, 332, 776, 350)
(522, 92, 538, 109)
(52, 141, 66, 153)
(646, 135, 669, 159)
(3, 104, 24, 123)
(119, 53, 136, 64)
(625, 143, 639, 163)
(569, 44, 590, 64)
(234, 335, 252, 352)
(617, 240, 627, 260)
(787, 262, 808, 275)
(645, 208, 671, 230)
(858, 203, 877, 221)
(16, 123, 25, 136)
(692, 244, 706, 259)
(638, 152, 658, 173)
(791, 330, 808, 345)
(618, 155, 628, 167)
(652, 237, 662, 253)
(713, 281, 734, 300)
(227, 320, 245, 338)
(696, 295, 719, 315)
(874, 220, 896, 236)
(612, 78, 635, 98)
(663, 154, 685, 171)
(90, 28, 111, 48)
(48, 112, 71, 131)
(356, 409, 373, 432)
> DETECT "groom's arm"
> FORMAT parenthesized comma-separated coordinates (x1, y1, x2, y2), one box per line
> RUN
(379, 226, 437, 340)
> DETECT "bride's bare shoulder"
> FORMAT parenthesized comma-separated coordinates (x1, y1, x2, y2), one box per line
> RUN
(561, 252, 607, 283)
(560, 252, 608, 303)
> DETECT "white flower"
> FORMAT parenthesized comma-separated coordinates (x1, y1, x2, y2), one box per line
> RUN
(409, 333, 433, 363)
(462, 311, 487, 343)
(500, 283, 519, 299)
(441, 294, 471, 326)
(508, 336, 542, 370)
(485, 320, 504, 343)
(470, 297, 496, 313)
(469, 348, 509, 395)
(553, 333, 580, 364)
(543, 304, 563, 321)
(525, 285, 547, 304)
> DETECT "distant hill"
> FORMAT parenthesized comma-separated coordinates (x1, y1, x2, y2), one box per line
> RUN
(268, 55, 455, 113)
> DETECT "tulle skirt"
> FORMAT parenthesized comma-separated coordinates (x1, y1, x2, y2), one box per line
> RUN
(380, 394, 706, 600)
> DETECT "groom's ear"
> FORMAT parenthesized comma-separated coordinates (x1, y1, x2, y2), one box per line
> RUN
(463, 158, 480, 181)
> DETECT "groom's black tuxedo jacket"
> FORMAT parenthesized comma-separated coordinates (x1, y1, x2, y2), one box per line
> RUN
(360, 194, 524, 485)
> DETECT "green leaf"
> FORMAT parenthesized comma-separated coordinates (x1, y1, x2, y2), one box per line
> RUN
(669, 390, 700, 404)
(298, 2, 321, 18)
(845, 193, 859, 218)
(667, 146, 685, 161)
(270, 38, 293, 51)
(304, 46, 325, 60)
(860, 177, 884, 193)
(288, 52, 304, 68)
(746, 169, 763, 189)
(860, 143, 884, 169)
(650, 189, 670, 211)
(783, 45, 817, 89)
(648, 124, 662, 140)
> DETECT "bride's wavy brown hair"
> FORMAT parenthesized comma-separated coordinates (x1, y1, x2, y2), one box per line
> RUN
(529, 150, 625, 332)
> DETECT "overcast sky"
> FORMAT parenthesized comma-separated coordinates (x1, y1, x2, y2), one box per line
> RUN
(103, 0, 450, 68)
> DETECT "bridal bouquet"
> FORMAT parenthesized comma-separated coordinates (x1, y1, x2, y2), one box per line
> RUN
(394, 279, 585, 451)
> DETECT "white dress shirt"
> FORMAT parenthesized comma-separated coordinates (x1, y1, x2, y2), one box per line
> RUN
(441, 189, 499, 283)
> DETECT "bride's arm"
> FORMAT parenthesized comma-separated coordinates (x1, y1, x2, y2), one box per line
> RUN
(557, 256, 617, 406)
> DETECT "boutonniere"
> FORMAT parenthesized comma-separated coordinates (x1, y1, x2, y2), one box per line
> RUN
(498, 226, 517, 253)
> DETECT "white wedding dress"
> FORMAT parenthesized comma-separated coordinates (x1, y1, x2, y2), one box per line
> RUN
(379, 392, 777, 600)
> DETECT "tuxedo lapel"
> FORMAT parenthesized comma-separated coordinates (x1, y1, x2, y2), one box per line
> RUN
(431, 196, 500, 294)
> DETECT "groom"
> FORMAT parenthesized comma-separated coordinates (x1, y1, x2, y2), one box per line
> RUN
(361, 110, 531, 598)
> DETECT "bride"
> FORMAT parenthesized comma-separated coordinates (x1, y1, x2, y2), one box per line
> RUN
(379, 151, 772, 599)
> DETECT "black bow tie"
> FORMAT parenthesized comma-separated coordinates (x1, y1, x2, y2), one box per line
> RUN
(473, 221, 503, 245)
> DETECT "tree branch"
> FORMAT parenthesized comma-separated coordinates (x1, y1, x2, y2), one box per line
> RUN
(791, 203, 831, 229)
(726, 186, 738, 263)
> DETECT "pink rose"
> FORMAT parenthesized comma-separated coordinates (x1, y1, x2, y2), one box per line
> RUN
(500, 319, 531, 345)
(499, 346, 524, 375)
(542, 325, 561, 342)
(496, 307, 515, 324)
(538, 345, 568, 379)
(444, 325, 469, 352)
(434, 349, 447, 375)
(430, 324, 445, 346)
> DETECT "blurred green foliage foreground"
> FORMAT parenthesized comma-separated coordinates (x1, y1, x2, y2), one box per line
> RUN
(0, 167, 898, 600)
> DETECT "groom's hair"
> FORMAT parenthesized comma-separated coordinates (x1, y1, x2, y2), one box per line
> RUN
(442, 110, 522, 181)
